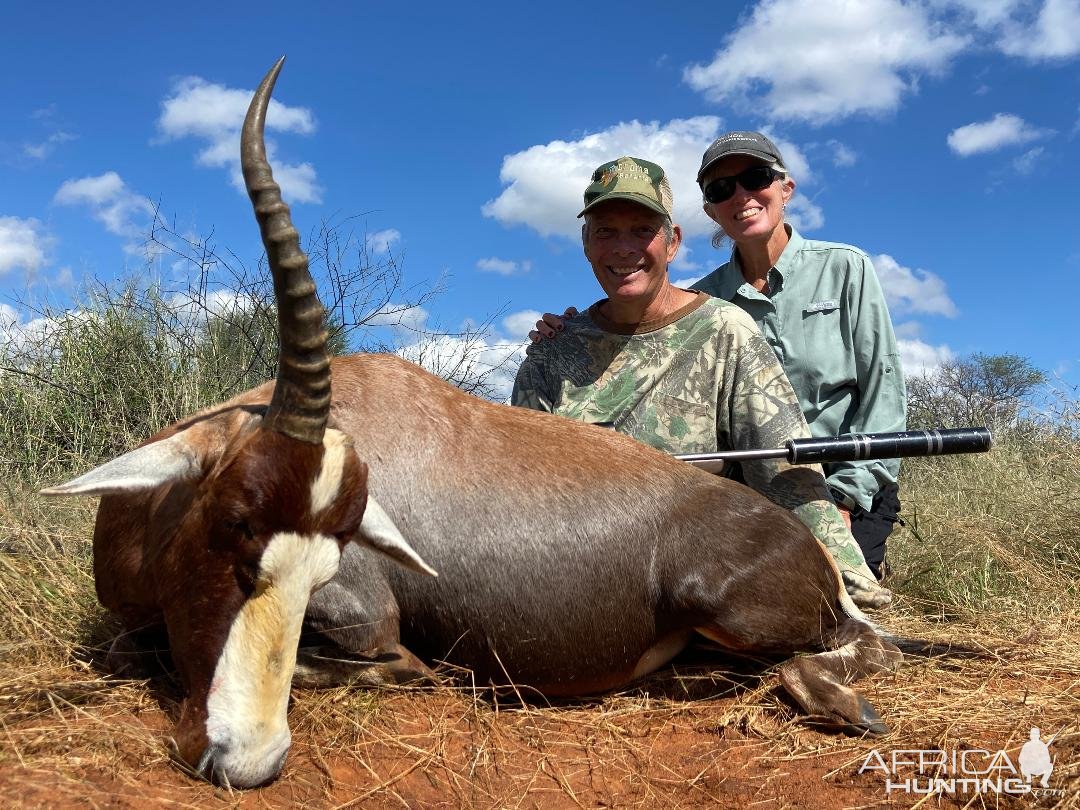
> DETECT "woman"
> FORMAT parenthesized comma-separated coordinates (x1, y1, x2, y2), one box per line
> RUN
(692, 131, 906, 579)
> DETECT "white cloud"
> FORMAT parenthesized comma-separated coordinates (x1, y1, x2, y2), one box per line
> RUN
(939, 0, 1024, 28)
(0, 303, 17, 329)
(483, 116, 723, 240)
(53, 171, 154, 241)
(1013, 146, 1045, 173)
(998, 0, 1080, 59)
(946, 113, 1052, 156)
(671, 273, 706, 288)
(399, 334, 526, 403)
(502, 309, 542, 338)
(893, 320, 926, 341)
(167, 289, 258, 323)
(763, 130, 814, 183)
(366, 228, 401, 255)
(938, 0, 1080, 59)
(23, 130, 76, 161)
(683, 0, 967, 125)
(786, 196, 825, 232)
(30, 104, 59, 122)
(898, 337, 955, 377)
(829, 140, 857, 167)
(483, 117, 837, 252)
(54, 172, 124, 206)
(364, 302, 430, 332)
(0, 216, 50, 276)
(477, 257, 532, 276)
(0, 304, 69, 351)
(756, 131, 826, 231)
(54, 266, 74, 287)
(670, 243, 704, 273)
(361, 307, 535, 402)
(156, 76, 321, 204)
(264, 161, 320, 206)
(872, 254, 958, 317)
(158, 77, 315, 139)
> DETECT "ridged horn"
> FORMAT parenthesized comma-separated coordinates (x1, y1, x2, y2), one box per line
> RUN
(241, 57, 331, 445)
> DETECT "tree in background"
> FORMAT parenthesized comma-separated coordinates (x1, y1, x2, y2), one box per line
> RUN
(0, 213, 517, 483)
(907, 352, 1048, 431)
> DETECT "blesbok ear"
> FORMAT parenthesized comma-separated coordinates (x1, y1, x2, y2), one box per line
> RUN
(359, 497, 438, 578)
(40, 433, 203, 497)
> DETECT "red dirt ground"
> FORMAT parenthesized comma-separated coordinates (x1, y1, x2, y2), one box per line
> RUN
(2, 658, 1076, 809)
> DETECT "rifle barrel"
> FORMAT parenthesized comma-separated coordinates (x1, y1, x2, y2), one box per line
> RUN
(676, 428, 992, 474)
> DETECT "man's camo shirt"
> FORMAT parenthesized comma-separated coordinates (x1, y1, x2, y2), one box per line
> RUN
(511, 292, 876, 582)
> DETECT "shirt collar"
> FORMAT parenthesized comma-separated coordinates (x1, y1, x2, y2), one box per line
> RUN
(772, 224, 803, 281)
(722, 224, 802, 298)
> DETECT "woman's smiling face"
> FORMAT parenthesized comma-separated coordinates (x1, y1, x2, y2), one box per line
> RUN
(702, 154, 794, 246)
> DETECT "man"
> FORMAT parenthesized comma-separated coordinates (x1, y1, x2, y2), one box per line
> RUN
(512, 157, 891, 609)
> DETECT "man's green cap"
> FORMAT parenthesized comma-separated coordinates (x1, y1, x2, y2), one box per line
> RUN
(578, 156, 672, 218)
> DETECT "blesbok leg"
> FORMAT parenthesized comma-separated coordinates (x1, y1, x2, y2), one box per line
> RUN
(776, 627, 902, 734)
(297, 545, 435, 687)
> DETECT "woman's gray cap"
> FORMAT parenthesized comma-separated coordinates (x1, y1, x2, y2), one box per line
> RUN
(696, 131, 788, 186)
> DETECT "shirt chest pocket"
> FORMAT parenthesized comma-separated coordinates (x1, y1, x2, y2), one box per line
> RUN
(801, 300, 849, 352)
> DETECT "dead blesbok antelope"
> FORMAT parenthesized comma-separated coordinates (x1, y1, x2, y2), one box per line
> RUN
(42, 59, 902, 789)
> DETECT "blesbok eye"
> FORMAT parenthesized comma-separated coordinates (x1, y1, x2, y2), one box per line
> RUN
(229, 519, 255, 540)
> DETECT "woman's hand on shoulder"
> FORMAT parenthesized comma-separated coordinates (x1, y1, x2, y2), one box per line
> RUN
(529, 307, 578, 342)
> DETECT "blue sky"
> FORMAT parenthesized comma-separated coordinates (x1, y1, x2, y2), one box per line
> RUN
(2, 0, 1078, 400)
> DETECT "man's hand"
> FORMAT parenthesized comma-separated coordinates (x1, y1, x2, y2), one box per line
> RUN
(528, 307, 578, 342)
(842, 571, 892, 610)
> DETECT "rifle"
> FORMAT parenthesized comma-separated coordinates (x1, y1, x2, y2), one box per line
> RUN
(675, 428, 993, 475)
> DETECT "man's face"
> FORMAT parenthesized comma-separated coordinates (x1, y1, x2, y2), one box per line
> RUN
(582, 199, 680, 306)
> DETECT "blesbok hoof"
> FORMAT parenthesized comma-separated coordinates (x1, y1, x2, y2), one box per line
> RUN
(104, 632, 161, 678)
(854, 695, 890, 736)
(294, 644, 437, 688)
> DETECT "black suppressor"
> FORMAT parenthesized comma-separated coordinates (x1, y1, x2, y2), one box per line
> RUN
(676, 428, 993, 475)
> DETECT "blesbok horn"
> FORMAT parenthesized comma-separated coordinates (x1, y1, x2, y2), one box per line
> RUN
(241, 56, 331, 445)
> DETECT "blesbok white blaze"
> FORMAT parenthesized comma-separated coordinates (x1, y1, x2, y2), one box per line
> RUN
(203, 530, 341, 787)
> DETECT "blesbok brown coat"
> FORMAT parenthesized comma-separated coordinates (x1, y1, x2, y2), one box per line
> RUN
(43, 60, 901, 789)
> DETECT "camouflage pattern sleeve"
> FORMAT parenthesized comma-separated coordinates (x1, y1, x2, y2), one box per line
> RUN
(511, 341, 557, 413)
(720, 313, 880, 590)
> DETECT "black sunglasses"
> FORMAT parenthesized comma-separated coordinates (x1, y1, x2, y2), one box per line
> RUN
(702, 166, 783, 204)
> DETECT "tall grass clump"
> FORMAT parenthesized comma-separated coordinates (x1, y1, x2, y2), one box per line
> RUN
(893, 356, 1079, 628)
(1, 282, 278, 487)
